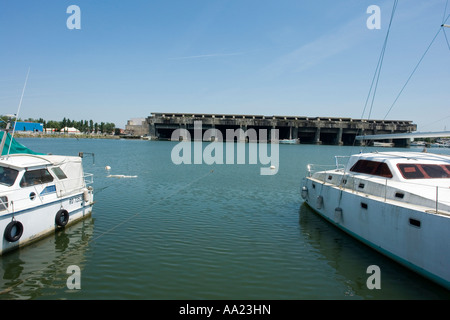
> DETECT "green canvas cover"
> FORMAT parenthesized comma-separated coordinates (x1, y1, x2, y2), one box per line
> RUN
(0, 132, 45, 155)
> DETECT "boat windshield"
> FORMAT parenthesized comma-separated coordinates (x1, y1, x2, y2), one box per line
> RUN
(20, 168, 54, 187)
(0, 166, 19, 187)
(350, 160, 393, 178)
(397, 163, 450, 179)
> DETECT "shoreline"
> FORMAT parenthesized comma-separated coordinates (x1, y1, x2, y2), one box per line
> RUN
(14, 133, 121, 139)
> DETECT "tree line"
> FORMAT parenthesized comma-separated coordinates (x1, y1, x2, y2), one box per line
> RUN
(46, 118, 116, 134)
(1, 116, 116, 134)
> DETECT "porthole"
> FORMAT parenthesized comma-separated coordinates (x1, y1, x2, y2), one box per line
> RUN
(395, 192, 404, 199)
(409, 218, 421, 228)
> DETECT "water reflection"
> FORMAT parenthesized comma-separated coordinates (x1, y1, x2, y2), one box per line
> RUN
(0, 217, 94, 300)
(6, 138, 449, 299)
(298, 203, 450, 299)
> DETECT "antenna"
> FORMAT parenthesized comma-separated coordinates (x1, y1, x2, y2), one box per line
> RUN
(7, 67, 30, 156)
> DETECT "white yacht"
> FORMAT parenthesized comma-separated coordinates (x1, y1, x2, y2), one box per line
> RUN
(0, 131, 94, 255)
(301, 10, 450, 289)
(279, 138, 300, 144)
(301, 149, 450, 289)
(373, 141, 394, 148)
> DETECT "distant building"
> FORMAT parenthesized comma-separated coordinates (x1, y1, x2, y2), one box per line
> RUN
(124, 118, 149, 136)
(144, 112, 417, 146)
(14, 122, 43, 132)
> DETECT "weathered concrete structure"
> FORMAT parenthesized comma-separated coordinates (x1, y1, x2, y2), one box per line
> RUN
(124, 118, 149, 137)
(140, 113, 417, 147)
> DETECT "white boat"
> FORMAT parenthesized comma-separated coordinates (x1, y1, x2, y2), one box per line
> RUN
(279, 138, 299, 144)
(301, 149, 450, 289)
(301, 15, 450, 289)
(0, 130, 94, 255)
(410, 140, 426, 147)
(373, 141, 394, 147)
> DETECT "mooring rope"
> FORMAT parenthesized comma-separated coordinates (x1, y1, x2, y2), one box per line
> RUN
(0, 169, 214, 297)
(90, 169, 214, 242)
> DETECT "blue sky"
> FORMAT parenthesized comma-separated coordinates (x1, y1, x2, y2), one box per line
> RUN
(0, 0, 449, 130)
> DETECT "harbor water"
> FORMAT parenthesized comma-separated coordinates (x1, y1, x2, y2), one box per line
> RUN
(1, 138, 450, 300)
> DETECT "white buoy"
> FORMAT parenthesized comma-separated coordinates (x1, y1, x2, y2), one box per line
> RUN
(270, 165, 276, 170)
(105, 165, 111, 170)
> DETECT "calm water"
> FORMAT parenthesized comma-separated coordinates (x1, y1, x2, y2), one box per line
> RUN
(1, 137, 449, 300)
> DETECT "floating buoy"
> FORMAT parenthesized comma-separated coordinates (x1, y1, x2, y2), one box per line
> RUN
(105, 166, 111, 170)
(270, 165, 276, 170)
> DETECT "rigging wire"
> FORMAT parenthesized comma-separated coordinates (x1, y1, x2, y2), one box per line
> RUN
(443, 0, 450, 50)
(443, 0, 449, 24)
(383, 12, 450, 120)
(353, 0, 398, 151)
(362, 0, 399, 121)
(442, 27, 450, 50)
(420, 114, 450, 130)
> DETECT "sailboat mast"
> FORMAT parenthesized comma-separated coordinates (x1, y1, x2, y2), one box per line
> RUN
(7, 68, 30, 156)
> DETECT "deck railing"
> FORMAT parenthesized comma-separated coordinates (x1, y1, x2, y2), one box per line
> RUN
(84, 173, 94, 186)
(306, 156, 349, 177)
(306, 164, 450, 214)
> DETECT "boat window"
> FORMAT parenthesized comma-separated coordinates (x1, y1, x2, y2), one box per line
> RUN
(0, 196, 8, 211)
(51, 167, 68, 180)
(421, 164, 449, 178)
(20, 168, 54, 187)
(350, 160, 393, 178)
(397, 164, 424, 179)
(0, 166, 19, 187)
(374, 162, 393, 177)
(397, 164, 450, 179)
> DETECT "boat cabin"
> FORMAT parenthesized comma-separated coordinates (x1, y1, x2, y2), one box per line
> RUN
(345, 152, 450, 183)
(0, 154, 89, 212)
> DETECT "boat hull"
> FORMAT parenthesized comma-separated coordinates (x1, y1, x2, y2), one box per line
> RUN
(302, 177, 450, 290)
(0, 190, 94, 255)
